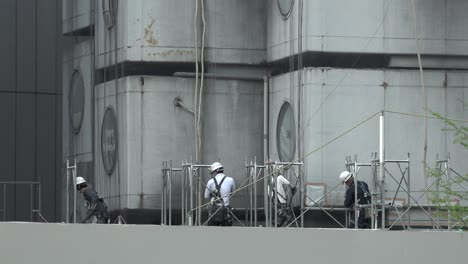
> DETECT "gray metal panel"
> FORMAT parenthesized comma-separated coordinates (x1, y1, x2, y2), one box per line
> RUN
(14, 94, 36, 221)
(0, 223, 467, 264)
(0, 94, 16, 220)
(36, 94, 57, 221)
(16, 0, 37, 93)
(0, 0, 16, 92)
(37, 0, 58, 94)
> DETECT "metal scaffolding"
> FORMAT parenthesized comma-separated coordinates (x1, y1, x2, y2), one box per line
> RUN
(161, 161, 182, 225)
(179, 161, 245, 226)
(434, 153, 468, 230)
(244, 158, 265, 226)
(265, 160, 304, 228)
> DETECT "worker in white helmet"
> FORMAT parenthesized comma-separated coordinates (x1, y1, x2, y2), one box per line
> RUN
(270, 165, 296, 227)
(76, 176, 110, 224)
(204, 162, 236, 226)
(339, 171, 371, 228)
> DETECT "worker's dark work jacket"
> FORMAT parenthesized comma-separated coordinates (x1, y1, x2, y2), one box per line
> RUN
(344, 180, 371, 228)
(81, 188, 110, 223)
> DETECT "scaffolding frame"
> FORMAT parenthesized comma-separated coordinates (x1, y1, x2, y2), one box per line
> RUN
(161, 161, 182, 225)
(0, 182, 46, 222)
(434, 153, 468, 230)
(244, 158, 265, 227)
(265, 160, 304, 228)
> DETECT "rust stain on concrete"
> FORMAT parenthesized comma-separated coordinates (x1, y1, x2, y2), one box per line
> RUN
(144, 18, 158, 46)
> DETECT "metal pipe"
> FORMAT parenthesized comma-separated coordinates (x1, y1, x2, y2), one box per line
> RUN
(407, 153, 411, 229)
(161, 163, 164, 225)
(254, 162, 258, 226)
(354, 156, 358, 229)
(66, 160, 69, 223)
(274, 167, 278, 227)
(30, 184, 33, 221)
(189, 164, 193, 226)
(379, 112, 385, 229)
(73, 159, 77, 224)
(3, 184, 6, 220)
(169, 161, 172, 226)
(264, 75, 269, 164)
(181, 163, 185, 225)
(264, 165, 269, 227)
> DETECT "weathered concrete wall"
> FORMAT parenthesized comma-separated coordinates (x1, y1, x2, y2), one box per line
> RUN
(62, 0, 93, 34)
(0, 223, 466, 264)
(268, 0, 468, 62)
(94, 76, 263, 210)
(96, 0, 266, 68)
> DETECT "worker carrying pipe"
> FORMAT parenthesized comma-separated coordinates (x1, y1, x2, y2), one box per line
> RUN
(76, 176, 110, 224)
(269, 166, 297, 227)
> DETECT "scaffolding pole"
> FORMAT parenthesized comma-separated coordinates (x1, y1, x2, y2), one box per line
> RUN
(161, 161, 182, 225)
(245, 158, 265, 227)
(66, 159, 77, 223)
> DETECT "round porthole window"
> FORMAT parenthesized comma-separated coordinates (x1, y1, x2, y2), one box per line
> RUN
(101, 106, 118, 175)
(277, 0, 295, 20)
(102, 0, 118, 30)
(69, 70, 85, 134)
(276, 102, 296, 162)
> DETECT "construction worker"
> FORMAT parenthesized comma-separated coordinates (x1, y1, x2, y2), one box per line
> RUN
(204, 162, 236, 226)
(270, 166, 296, 227)
(76, 176, 110, 224)
(339, 170, 371, 228)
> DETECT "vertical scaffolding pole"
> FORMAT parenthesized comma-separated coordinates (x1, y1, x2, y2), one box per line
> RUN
(72, 159, 77, 224)
(354, 156, 359, 229)
(169, 161, 173, 226)
(264, 163, 269, 227)
(161, 162, 165, 225)
(407, 153, 411, 229)
(66, 160, 69, 223)
(189, 163, 194, 226)
(379, 112, 385, 229)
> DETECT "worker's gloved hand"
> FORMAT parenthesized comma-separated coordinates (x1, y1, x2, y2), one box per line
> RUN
(291, 187, 297, 195)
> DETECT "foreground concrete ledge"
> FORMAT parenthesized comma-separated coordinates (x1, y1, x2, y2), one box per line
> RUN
(0, 223, 466, 264)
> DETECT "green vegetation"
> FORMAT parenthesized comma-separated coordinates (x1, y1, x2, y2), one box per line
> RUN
(427, 110, 468, 230)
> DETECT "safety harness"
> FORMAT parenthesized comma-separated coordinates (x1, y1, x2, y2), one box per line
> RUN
(212, 175, 227, 205)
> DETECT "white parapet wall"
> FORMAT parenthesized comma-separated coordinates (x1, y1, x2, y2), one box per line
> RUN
(0, 223, 466, 264)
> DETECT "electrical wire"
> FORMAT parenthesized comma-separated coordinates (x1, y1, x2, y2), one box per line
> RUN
(189, 110, 381, 213)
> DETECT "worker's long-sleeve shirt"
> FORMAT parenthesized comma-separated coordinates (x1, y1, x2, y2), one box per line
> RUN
(344, 180, 371, 208)
(204, 173, 236, 206)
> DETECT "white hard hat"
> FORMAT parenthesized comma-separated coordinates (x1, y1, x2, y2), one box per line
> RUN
(339, 171, 353, 184)
(209, 162, 223, 173)
(76, 176, 86, 185)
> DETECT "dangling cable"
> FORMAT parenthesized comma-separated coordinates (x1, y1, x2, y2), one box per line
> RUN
(194, 0, 200, 162)
(197, 0, 206, 163)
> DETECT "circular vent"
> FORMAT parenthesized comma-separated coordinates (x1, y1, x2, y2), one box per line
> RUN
(276, 102, 296, 162)
(277, 0, 295, 20)
(101, 106, 118, 175)
(69, 69, 85, 134)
